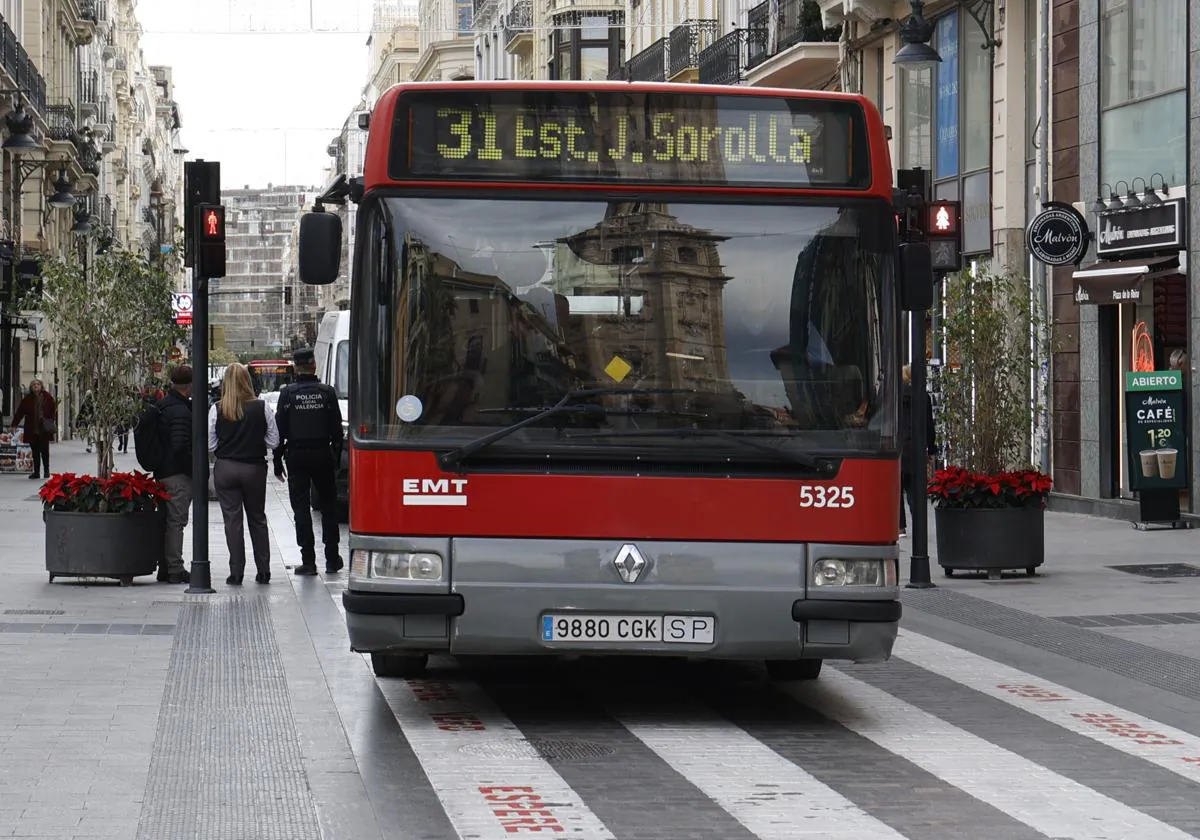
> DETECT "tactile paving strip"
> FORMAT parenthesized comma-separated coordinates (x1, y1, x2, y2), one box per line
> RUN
(904, 589, 1200, 701)
(135, 595, 321, 840)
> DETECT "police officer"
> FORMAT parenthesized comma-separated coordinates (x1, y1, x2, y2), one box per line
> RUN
(274, 347, 344, 575)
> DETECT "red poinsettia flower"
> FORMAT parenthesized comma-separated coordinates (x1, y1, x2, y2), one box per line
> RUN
(928, 465, 1053, 510)
(40, 470, 170, 513)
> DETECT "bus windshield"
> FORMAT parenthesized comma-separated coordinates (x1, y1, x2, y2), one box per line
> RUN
(249, 364, 295, 394)
(357, 196, 895, 458)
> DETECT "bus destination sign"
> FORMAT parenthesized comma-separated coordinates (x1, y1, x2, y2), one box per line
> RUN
(395, 90, 867, 189)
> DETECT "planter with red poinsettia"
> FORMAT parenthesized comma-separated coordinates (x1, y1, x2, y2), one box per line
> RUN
(928, 467, 1053, 579)
(40, 472, 172, 586)
(931, 264, 1054, 580)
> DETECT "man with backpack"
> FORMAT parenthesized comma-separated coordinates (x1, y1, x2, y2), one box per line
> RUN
(135, 365, 194, 584)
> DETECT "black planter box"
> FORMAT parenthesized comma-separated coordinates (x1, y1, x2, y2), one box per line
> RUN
(45, 510, 166, 585)
(934, 506, 1045, 578)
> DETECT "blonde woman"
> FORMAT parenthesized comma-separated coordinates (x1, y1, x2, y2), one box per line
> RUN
(208, 363, 280, 585)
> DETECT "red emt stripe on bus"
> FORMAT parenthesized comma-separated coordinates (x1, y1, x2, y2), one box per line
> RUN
(479, 787, 566, 834)
(350, 450, 900, 543)
(1070, 712, 1183, 746)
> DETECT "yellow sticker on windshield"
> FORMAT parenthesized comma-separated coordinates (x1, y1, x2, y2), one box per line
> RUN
(604, 355, 632, 382)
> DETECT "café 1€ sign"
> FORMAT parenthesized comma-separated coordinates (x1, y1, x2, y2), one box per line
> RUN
(1026, 201, 1090, 266)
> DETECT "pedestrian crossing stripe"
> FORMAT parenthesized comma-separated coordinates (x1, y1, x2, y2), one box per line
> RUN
(375, 676, 617, 839)
(609, 696, 907, 839)
(784, 670, 1197, 840)
(897, 630, 1200, 783)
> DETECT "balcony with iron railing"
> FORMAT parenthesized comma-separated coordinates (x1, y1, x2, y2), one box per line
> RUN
(742, 0, 840, 88)
(473, 0, 498, 28)
(698, 29, 751, 85)
(503, 0, 532, 52)
(45, 102, 78, 143)
(0, 14, 47, 116)
(667, 20, 718, 81)
(79, 69, 99, 117)
(625, 37, 666, 82)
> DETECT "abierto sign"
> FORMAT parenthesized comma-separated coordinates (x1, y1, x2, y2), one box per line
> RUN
(1027, 202, 1089, 266)
(1096, 199, 1186, 258)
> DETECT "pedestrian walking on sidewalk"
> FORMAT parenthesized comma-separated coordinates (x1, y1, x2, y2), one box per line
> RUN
(11, 379, 56, 480)
(899, 363, 935, 537)
(147, 366, 194, 584)
(76, 389, 95, 453)
(274, 347, 344, 576)
(208, 363, 280, 586)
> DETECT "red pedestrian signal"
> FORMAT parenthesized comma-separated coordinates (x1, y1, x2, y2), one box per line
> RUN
(196, 203, 226, 278)
(201, 207, 225, 241)
(927, 202, 960, 235)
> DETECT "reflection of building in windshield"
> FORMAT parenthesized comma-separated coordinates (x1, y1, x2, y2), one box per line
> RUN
(549, 201, 741, 413)
(403, 236, 580, 426)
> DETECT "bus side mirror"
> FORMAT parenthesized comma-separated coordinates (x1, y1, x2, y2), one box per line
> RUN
(298, 212, 342, 286)
(899, 242, 933, 312)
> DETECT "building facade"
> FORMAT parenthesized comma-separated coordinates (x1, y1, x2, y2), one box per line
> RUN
(213, 185, 318, 356)
(415, 0, 474, 80)
(1050, 0, 1198, 511)
(0, 0, 184, 430)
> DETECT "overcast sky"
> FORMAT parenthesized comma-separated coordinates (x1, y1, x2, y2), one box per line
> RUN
(135, 0, 377, 190)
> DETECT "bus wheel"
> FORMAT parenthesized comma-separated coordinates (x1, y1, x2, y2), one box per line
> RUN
(371, 652, 428, 679)
(765, 659, 822, 681)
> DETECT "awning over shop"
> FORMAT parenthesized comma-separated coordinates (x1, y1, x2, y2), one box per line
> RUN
(1072, 256, 1180, 305)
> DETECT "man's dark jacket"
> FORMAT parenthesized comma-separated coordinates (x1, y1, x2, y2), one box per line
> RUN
(156, 389, 193, 480)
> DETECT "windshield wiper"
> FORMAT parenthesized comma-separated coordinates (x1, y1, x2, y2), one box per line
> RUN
(437, 387, 696, 470)
(566, 427, 838, 476)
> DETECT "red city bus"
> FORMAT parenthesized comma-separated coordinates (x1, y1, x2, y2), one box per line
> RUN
(246, 360, 295, 396)
(298, 81, 920, 680)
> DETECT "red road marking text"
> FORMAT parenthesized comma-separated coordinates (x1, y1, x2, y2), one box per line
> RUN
(408, 679, 459, 702)
(997, 683, 1071, 702)
(1071, 712, 1182, 746)
(432, 711, 486, 731)
(479, 786, 566, 833)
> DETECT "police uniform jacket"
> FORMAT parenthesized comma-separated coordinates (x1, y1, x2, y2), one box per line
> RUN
(274, 374, 343, 466)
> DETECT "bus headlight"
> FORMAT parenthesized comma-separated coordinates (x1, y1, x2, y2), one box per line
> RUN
(350, 550, 444, 581)
(810, 558, 893, 587)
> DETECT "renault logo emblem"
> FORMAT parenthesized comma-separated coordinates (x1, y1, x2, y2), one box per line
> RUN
(613, 544, 646, 583)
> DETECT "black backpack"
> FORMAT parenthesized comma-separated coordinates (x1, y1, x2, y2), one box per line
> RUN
(134, 401, 166, 473)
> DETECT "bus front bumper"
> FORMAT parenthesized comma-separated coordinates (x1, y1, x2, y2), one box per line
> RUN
(343, 590, 900, 664)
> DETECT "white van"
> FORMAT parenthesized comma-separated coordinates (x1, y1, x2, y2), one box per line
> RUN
(314, 310, 351, 511)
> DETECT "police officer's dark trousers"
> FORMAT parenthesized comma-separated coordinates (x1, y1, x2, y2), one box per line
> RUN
(286, 446, 340, 568)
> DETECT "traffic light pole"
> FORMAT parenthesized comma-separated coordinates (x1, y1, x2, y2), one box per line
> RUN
(186, 254, 214, 594)
(907, 306, 935, 589)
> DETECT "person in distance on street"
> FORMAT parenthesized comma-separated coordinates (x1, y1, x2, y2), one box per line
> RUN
(274, 347, 345, 576)
(209, 363, 280, 585)
(154, 365, 195, 584)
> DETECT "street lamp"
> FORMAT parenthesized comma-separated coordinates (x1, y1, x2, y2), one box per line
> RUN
(47, 170, 76, 209)
(894, 0, 941, 72)
(2, 99, 39, 151)
(71, 207, 92, 237)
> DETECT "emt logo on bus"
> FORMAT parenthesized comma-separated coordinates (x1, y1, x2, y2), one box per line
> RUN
(402, 478, 469, 507)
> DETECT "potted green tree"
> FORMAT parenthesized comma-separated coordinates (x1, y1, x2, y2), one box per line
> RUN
(28, 245, 182, 584)
(928, 263, 1053, 580)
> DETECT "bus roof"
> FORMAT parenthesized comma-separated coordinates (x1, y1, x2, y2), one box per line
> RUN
(362, 80, 892, 200)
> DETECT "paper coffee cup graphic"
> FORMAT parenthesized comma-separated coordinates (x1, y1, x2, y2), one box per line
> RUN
(1157, 448, 1178, 480)
(1140, 450, 1160, 478)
